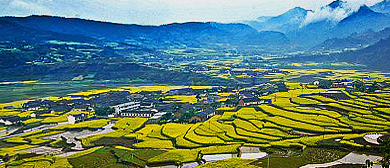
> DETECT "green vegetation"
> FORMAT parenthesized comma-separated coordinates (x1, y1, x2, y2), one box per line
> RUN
(0, 76, 389, 167)
(253, 147, 350, 168)
(196, 158, 258, 168)
(148, 149, 200, 165)
(81, 118, 147, 147)
(51, 119, 108, 130)
(68, 147, 134, 168)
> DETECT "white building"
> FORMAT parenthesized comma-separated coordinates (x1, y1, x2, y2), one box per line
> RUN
(111, 102, 140, 114)
(67, 113, 88, 124)
(120, 109, 158, 118)
(149, 112, 167, 120)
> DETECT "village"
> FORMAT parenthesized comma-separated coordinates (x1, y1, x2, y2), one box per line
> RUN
(0, 78, 389, 168)
(0, 78, 387, 128)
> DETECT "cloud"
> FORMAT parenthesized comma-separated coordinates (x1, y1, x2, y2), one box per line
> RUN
(302, 0, 372, 26)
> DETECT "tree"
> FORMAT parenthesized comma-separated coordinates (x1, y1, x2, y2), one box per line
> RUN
(95, 107, 114, 116)
(318, 80, 332, 89)
(362, 160, 374, 168)
(196, 94, 202, 102)
(353, 81, 365, 92)
(160, 112, 173, 122)
(380, 138, 390, 168)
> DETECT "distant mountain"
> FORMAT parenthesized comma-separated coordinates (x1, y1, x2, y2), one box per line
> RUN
(313, 28, 390, 50)
(334, 5, 390, 37)
(371, 0, 390, 14)
(0, 15, 289, 48)
(336, 35, 390, 70)
(244, 7, 311, 33)
(327, 0, 345, 9)
(256, 16, 274, 22)
(287, 32, 390, 71)
(0, 19, 95, 44)
(244, 1, 390, 48)
(287, 5, 390, 47)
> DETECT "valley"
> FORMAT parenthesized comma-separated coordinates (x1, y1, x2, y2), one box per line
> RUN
(1, 0, 390, 167)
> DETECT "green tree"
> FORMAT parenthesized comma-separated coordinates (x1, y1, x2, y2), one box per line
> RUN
(380, 138, 390, 168)
(95, 107, 114, 116)
(362, 160, 374, 168)
(319, 80, 332, 89)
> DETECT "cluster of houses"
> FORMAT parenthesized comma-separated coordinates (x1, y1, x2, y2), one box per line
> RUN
(219, 68, 290, 77)
(0, 83, 289, 126)
(313, 80, 389, 92)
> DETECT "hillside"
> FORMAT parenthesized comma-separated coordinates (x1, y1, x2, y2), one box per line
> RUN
(283, 35, 390, 71)
(0, 16, 290, 48)
(245, 7, 311, 34)
(338, 35, 390, 70)
(371, 0, 390, 14)
(0, 19, 96, 44)
(244, 1, 390, 48)
(313, 27, 390, 50)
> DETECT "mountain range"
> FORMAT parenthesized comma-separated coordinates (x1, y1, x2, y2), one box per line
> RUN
(244, 0, 390, 47)
(2, 0, 390, 50)
(243, 7, 311, 34)
(1, 0, 390, 75)
(0, 16, 289, 48)
(313, 27, 390, 50)
(371, 0, 390, 14)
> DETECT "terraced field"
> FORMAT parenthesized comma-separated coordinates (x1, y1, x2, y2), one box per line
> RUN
(116, 87, 390, 164)
(0, 85, 389, 167)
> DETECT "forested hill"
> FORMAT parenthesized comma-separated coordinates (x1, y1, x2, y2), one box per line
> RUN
(0, 15, 290, 47)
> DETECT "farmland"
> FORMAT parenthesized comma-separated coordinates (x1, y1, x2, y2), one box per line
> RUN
(3, 1, 390, 167)
(0, 77, 388, 167)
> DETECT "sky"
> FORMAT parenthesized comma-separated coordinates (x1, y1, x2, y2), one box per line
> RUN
(0, 0, 383, 25)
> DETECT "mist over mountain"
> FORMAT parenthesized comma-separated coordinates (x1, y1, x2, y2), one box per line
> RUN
(243, 0, 390, 47)
(243, 7, 311, 34)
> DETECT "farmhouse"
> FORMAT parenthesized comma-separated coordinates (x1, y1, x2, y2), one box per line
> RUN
(189, 110, 216, 123)
(72, 104, 92, 112)
(67, 113, 88, 124)
(220, 98, 239, 107)
(239, 98, 272, 106)
(23, 101, 46, 111)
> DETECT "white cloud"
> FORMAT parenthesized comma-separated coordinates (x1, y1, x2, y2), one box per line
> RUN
(302, 0, 379, 26)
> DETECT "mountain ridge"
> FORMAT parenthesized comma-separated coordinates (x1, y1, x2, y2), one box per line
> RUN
(0, 15, 290, 48)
